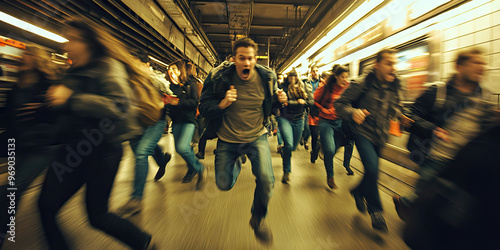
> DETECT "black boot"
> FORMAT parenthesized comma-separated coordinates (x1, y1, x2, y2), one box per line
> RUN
(182, 169, 197, 183)
(155, 153, 171, 181)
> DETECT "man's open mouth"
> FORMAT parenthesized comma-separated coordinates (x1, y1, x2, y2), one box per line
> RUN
(243, 69, 250, 77)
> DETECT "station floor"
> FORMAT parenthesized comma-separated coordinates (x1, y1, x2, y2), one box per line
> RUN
(3, 133, 417, 250)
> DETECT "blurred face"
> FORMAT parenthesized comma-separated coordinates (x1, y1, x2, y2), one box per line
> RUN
(335, 72, 349, 88)
(63, 28, 91, 68)
(457, 54, 486, 84)
(288, 75, 298, 85)
(310, 67, 319, 80)
(168, 64, 180, 84)
(234, 46, 256, 81)
(374, 52, 397, 83)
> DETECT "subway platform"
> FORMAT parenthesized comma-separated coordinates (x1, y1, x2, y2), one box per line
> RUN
(2, 133, 418, 249)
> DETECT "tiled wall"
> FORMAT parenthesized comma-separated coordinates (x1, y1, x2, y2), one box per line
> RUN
(440, 0, 500, 96)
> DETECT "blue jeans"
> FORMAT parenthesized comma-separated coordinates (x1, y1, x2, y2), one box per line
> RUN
(352, 134, 383, 213)
(215, 134, 275, 219)
(277, 117, 304, 173)
(319, 119, 354, 177)
(302, 115, 310, 142)
(277, 127, 283, 146)
(129, 118, 167, 199)
(172, 122, 203, 173)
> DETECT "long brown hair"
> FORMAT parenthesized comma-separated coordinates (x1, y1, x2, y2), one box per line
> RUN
(64, 18, 149, 91)
(326, 64, 349, 90)
(286, 70, 305, 100)
(166, 59, 187, 86)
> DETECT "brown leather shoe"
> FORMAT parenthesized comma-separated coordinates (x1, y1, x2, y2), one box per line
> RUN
(370, 211, 388, 232)
(393, 195, 410, 221)
(281, 172, 290, 184)
(327, 177, 337, 189)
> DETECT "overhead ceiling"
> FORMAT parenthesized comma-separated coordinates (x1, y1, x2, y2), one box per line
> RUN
(0, 0, 342, 71)
(0, 0, 212, 72)
(187, 0, 338, 69)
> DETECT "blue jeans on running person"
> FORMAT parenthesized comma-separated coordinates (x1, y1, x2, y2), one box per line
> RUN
(319, 119, 347, 177)
(129, 118, 167, 199)
(302, 115, 310, 143)
(352, 134, 383, 213)
(277, 127, 283, 146)
(215, 134, 275, 219)
(172, 122, 203, 173)
(277, 117, 304, 173)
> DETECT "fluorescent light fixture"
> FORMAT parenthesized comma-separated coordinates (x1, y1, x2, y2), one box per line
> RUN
(0, 11, 68, 43)
(282, 0, 384, 73)
(148, 56, 169, 67)
(321, 0, 487, 69)
(409, 0, 452, 20)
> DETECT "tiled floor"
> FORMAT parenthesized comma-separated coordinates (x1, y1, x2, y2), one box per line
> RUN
(3, 133, 413, 249)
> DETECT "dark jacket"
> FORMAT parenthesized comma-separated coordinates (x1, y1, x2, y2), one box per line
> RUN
(403, 124, 500, 249)
(279, 79, 313, 121)
(5, 72, 58, 149)
(335, 67, 405, 146)
(407, 76, 491, 140)
(169, 78, 199, 125)
(199, 62, 279, 139)
(58, 57, 141, 144)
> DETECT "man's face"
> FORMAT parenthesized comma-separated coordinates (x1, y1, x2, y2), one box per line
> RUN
(374, 52, 397, 82)
(310, 67, 319, 80)
(457, 54, 486, 83)
(168, 64, 180, 84)
(234, 46, 256, 81)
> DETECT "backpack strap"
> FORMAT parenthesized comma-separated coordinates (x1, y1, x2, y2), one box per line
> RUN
(434, 81, 447, 109)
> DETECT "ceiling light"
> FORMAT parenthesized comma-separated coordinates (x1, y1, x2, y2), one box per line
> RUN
(149, 56, 169, 67)
(0, 11, 68, 43)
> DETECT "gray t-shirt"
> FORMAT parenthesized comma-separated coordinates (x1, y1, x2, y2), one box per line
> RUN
(217, 71, 267, 143)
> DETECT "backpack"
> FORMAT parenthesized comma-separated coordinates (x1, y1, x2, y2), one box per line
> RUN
(129, 77, 164, 126)
(406, 82, 447, 164)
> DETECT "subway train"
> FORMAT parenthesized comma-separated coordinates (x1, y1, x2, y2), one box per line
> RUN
(281, 0, 500, 170)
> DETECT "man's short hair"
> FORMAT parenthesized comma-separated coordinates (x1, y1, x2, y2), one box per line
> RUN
(456, 47, 484, 66)
(232, 38, 258, 56)
(376, 48, 397, 63)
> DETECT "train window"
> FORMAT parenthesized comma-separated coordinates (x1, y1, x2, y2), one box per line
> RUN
(396, 45, 430, 102)
(358, 44, 430, 102)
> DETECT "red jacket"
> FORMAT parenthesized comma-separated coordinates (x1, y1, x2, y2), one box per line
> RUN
(314, 83, 349, 120)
